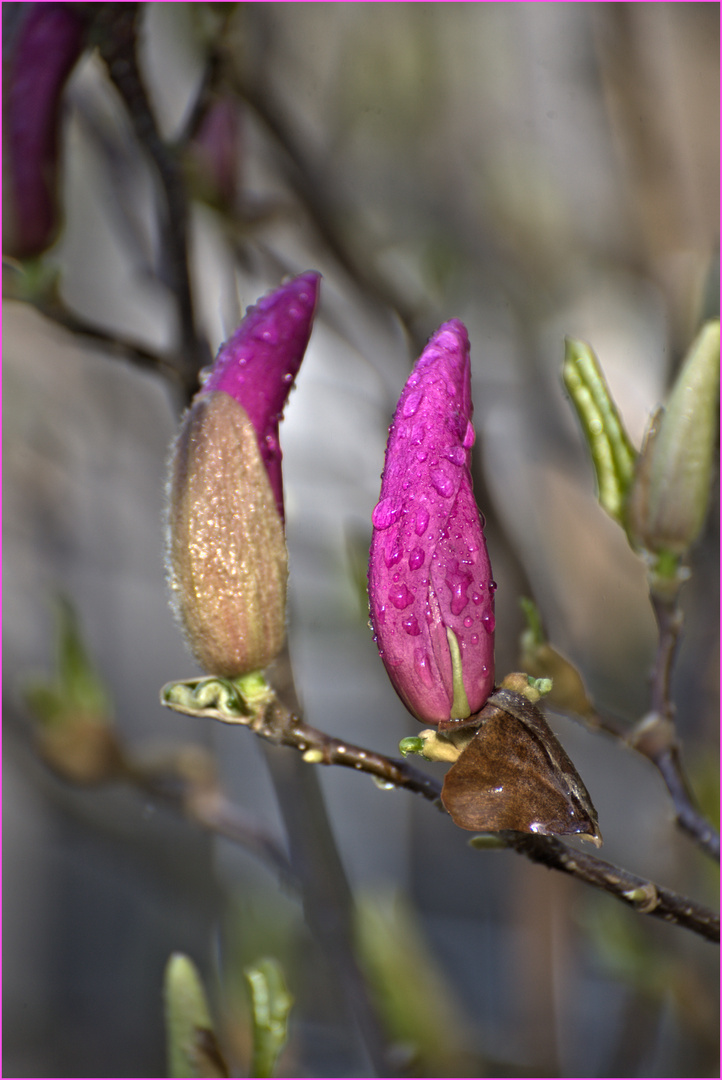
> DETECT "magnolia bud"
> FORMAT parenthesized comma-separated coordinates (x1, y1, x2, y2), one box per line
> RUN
(5, 3, 86, 257)
(368, 320, 495, 725)
(627, 320, 720, 559)
(167, 272, 320, 676)
(168, 392, 288, 677)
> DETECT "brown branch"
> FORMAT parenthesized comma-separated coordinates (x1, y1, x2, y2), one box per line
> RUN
(568, 703, 721, 864)
(166, 690, 717, 943)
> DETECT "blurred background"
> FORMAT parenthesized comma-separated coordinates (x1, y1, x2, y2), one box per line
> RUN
(3, 3, 719, 1076)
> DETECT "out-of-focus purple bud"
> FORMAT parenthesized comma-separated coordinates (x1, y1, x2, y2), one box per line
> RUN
(368, 320, 495, 725)
(187, 95, 242, 210)
(200, 271, 321, 519)
(5, 3, 86, 257)
(166, 273, 320, 677)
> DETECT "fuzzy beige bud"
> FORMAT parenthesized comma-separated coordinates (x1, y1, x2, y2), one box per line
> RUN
(167, 391, 288, 676)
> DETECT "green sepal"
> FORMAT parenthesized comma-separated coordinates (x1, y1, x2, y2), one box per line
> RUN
(244, 958, 293, 1078)
(563, 337, 637, 526)
(160, 671, 274, 724)
(445, 626, 471, 719)
(164, 953, 229, 1078)
(399, 736, 428, 758)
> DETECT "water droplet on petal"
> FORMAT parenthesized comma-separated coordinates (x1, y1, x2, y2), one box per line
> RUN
(388, 583, 414, 610)
(385, 542, 402, 568)
(402, 615, 421, 636)
(430, 468, 454, 498)
(482, 611, 496, 633)
(445, 446, 466, 467)
(402, 389, 424, 418)
(415, 508, 430, 536)
(416, 450, 428, 463)
(414, 649, 434, 686)
(448, 580, 470, 616)
(472, 591, 483, 605)
(463, 616, 473, 628)
(372, 497, 403, 529)
(470, 633, 479, 645)
(489, 580, 497, 593)
(463, 421, 475, 449)
(408, 547, 425, 570)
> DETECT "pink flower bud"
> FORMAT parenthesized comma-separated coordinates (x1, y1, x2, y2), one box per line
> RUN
(200, 271, 321, 519)
(167, 273, 320, 676)
(368, 320, 495, 725)
(5, 3, 86, 257)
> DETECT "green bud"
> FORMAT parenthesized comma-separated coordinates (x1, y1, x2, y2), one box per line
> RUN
(562, 337, 638, 526)
(244, 958, 293, 1079)
(627, 321, 720, 560)
(163, 953, 228, 1078)
(167, 392, 288, 677)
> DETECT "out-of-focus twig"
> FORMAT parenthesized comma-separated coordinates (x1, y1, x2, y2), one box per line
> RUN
(228, 69, 426, 353)
(92, 3, 209, 397)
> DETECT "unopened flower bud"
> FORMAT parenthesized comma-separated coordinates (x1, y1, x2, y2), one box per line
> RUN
(627, 320, 720, 559)
(368, 320, 495, 725)
(167, 273, 320, 676)
(200, 271, 321, 519)
(5, 3, 86, 257)
(168, 392, 288, 676)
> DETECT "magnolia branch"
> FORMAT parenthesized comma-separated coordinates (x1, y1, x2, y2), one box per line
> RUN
(160, 686, 719, 945)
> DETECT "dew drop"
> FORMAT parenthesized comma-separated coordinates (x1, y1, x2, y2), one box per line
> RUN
(388, 583, 414, 610)
(408, 547, 425, 570)
(472, 591, 483, 605)
(372, 496, 402, 529)
(415, 508, 430, 536)
(489, 580, 498, 593)
(384, 543, 402, 568)
(482, 611, 496, 633)
(410, 423, 425, 445)
(470, 633, 479, 645)
(448, 580, 470, 616)
(402, 615, 421, 636)
(416, 450, 428, 463)
(463, 421, 475, 449)
(260, 326, 279, 344)
(402, 389, 424, 418)
(414, 649, 434, 686)
(463, 616, 473, 628)
(445, 446, 466, 467)
(376, 605, 386, 626)
(430, 468, 454, 498)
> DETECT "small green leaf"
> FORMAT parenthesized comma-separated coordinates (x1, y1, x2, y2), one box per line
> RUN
(398, 736, 427, 757)
(244, 958, 293, 1078)
(164, 953, 229, 1078)
(25, 596, 111, 728)
(519, 596, 546, 647)
(563, 338, 638, 525)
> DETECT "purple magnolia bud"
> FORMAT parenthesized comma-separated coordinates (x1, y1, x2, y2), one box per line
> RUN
(5, 3, 86, 257)
(368, 320, 495, 725)
(200, 271, 321, 519)
(167, 273, 320, 677)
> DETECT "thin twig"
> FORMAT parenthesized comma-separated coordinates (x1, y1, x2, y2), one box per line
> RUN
(187, 691, 718, 944)
(92, 3, 209, 397)
(573, 705, 721, 864)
